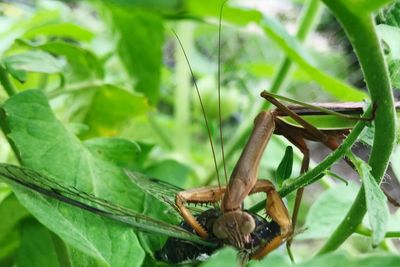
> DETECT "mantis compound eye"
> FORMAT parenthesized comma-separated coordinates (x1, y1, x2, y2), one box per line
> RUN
(213, 211, 256, 245)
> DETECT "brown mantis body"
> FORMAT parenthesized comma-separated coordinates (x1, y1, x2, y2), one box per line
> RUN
(173, 90, 368, 259)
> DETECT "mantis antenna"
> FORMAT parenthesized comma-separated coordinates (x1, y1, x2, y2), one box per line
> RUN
(172, 31, 222, 188)
(218, 0, 229, 185)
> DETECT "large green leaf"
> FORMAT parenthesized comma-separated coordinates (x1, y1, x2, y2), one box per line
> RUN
(0, 90, 165, 266)
(80, 84, 150, 138)
(299, 182, 359, 240)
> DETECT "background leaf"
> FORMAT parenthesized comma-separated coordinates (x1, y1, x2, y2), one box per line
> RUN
(350, 154, 389, 246)
(16, 220, 63, 267)
(275, 146, 294, 188)
(107, 5, 164, 103)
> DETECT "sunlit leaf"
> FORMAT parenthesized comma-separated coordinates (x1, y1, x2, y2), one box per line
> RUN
(2, 51, 65, 82)
(23, 22, 95, 41)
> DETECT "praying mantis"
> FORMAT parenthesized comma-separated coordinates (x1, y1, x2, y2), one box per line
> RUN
(162, 88, 399, 262)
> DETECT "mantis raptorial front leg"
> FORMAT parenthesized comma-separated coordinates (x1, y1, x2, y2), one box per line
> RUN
(176, 186, 225, 238)
(176, 179, 292, 259)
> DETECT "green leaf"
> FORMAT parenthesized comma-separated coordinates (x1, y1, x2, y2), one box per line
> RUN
(0, 90, 147, 266)
(275, 146, 293, 188)
(378, 1, 400, 27)
(84, 137, 142, 168)
(3, 62, 27, 83)
(103, 0, 183, 13)
(299, 182, 359, 240)
(16, 220, 62, 267)
(0, 194, 30, 242)
(350, 155, 389, 246)
(248, 254, 290, 267)
(2, 51, 65, 82)
(377, 24, 400, 60)
(199, 247, 238, 267)
(376, 25, 400, 88)
(388, 60, 400, 88)
(80, 84, 150, 138)
(38, 41, 104, 81)
(23, 22, 95, 42)
(144, 159, 192, 187)
(107, 6, 163, 103)
(294, 253, 400, 267)
(0, 228, 20, 262)
(359, 125, 375, 147)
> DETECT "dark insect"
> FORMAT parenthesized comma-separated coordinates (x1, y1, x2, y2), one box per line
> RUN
(155, 208, 281, 264)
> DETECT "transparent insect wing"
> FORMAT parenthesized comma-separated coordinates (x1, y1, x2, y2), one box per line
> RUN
(0, 163, 211, 245)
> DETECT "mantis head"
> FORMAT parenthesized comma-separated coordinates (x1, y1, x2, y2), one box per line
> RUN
(212, 210, 256, 249)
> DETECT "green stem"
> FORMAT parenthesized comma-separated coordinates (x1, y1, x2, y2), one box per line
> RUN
(317, 1, 396, 254)
(356, 225, 400, 238)
(0, 65, 17, 97)
(204, 0, 322, 184)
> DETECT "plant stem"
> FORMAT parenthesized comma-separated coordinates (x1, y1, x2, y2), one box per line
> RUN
(356, 225, 400, 238)
(204, 0, 322, 184)
(0, 65, 17, 97)
(317, 1, 396, 254)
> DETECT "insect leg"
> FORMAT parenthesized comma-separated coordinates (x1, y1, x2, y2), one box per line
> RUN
(249, 179, 291, 259)
(176, 186, 226, 238)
